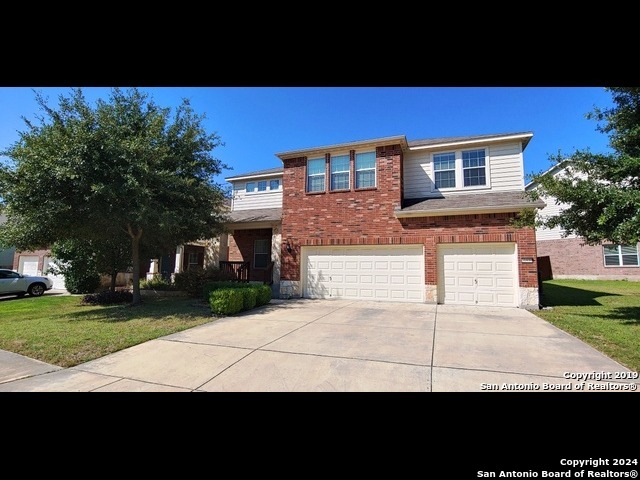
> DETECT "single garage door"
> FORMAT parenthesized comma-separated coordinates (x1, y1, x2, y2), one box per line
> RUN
(438, 242, 517, 307)
(302, 245, 424, 302)
(18, 256, 39, 276)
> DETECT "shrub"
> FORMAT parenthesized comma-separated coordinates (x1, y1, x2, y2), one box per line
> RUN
(175, 266, 238, 297)
(202, 280, 243, 301)
(209, 288, 244, 316)
(254, 284, 273, 306)
(81, 290, 133, 305)
(140, 276, 176, 291)
(64, 271, 101, 294)
(241, 287, 257, 311)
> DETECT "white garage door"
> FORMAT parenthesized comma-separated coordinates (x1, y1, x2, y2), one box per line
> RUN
(18, 256, 39, 276)
(303, 245, 424, 303)
(438, 243, 517, 307)
(43, 256, 66, 290)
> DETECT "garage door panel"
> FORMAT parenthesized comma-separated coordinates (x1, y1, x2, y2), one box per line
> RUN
(438, 243, 517, 307)
(303, 245, 424, 303)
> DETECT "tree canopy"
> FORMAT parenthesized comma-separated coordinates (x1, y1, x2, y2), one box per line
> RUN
(0, 87, 229, 304)
(527, 87, 640, 245)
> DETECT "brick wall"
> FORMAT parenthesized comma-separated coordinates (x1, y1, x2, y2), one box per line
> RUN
(13, 249, 51, 274)
(280, 143, 538, 288)
(228, 228, 272, 282)
(537, 238, 640, 278)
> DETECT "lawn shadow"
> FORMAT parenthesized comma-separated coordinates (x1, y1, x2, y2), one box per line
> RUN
(62, 297, 213, 323)
(540, 282, 619, 307)
(589, 306, 640, 325)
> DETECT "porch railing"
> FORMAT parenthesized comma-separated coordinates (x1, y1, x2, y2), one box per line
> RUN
(219, 260, 274, 285)
(219, 261, 250, 282)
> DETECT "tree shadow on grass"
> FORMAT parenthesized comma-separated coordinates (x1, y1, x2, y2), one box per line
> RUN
(62, 297, 213, 323)
(540, 282, 619, 307)
(589, 306, 640, 325)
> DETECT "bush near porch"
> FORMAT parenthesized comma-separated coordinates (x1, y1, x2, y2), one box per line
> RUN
(207, 282, 272, 316)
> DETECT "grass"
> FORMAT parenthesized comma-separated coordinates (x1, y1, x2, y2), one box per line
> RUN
(0, 294, 214, 367)
(534, 279, 640, 373)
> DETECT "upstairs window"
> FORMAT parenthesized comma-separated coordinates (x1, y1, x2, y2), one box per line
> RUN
(434, 152, 456, 189)
(257, 180, 267, 192)
(603, 244, 639, 267)
(245, 182, 255, 193)
(355, 151, 376, 188)
(269, 179, 280, 190)
(330, 154, 350, 191)
(307, 157, 325, 193)
(463, 149, 486, 187)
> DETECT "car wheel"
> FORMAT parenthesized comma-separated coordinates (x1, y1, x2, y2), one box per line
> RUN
(28, 283, 46, 297)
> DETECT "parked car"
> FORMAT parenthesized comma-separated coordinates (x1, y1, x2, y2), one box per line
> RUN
(0, 268, 54, 298)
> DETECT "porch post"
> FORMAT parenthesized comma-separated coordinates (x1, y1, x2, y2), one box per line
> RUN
(271, 223, 281, 288)
(147, 259, 159, 280)
(174, 245, 183, 274)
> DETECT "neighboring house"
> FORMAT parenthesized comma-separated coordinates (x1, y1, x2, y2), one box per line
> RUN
(0, 214, 16, 269)
(525, 162, 640, 281)
(219, 131, 545, 308)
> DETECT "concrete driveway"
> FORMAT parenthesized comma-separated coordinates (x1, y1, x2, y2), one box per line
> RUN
(0, 298, 637, 392)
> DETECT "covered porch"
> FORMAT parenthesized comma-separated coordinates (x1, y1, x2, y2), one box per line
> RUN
(222, 208, 282, 290)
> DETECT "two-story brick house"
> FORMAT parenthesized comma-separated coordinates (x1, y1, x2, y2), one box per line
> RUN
(222, 131, 545, 309)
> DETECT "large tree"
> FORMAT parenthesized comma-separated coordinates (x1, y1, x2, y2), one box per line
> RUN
(527, 87, 640, 245)
(0, 87, 229, 305)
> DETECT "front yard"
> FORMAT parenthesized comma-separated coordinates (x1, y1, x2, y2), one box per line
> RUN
(534, 279, 640, 373)
(0, 295, 214, 367)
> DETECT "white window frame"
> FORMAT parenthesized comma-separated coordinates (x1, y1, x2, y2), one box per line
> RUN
(603, 244, 639, 267)
(355, 151, 376, 189)
(188, 252, 199, 270)
(307, 157, 326, 193)
(245, 182, 256, 193)
(269, 179, 280, 191)
(254, 239, 270, 269)
(433, 152, 457, 190)
(431, 148, 491, 192)
(330, 154, 350, 191)
(462, 148, 487, 187)
(257, 180, 267, 192)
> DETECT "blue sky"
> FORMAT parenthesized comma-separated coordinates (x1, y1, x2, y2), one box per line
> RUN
(0, 87, 614, 189)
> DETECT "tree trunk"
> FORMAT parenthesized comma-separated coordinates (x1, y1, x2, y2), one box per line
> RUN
(128, 225, 143, 306)
(110, 268, 117, 293)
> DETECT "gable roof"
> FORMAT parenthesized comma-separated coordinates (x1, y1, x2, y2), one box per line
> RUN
(525, 159, 571, 191)
(225, 167, 284, 182)
(409, 131, 533, 151)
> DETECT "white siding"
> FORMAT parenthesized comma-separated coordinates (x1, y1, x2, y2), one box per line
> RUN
(403, 141, 525, 199)
(488, 142, 525, 191)
(231, 177, 283, 211)
(403, 150, 434, 199)
(535, 195, 576, 241)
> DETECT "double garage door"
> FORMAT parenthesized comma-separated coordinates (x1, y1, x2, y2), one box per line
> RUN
(303, 245, 425, 303)
(302, 242, 518, 307)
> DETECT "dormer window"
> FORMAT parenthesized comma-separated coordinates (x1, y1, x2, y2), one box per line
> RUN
(462, 149, 486, 187)
(246, 182, 256, 192)
(434, 152, 456, 189)
(432, 148, 489, 191)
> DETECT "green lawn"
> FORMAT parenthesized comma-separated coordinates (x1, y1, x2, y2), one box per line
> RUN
(0, 295, 215, 367)
(534, 279, 640, 373)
